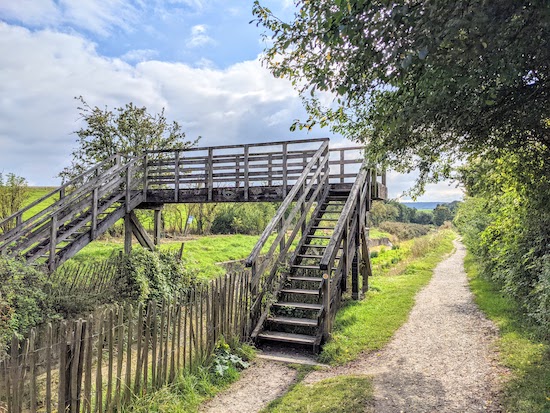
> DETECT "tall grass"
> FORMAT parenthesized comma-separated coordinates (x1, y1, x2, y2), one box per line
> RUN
(465, 253, 550, 413)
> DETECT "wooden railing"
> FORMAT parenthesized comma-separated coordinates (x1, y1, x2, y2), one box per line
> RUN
(245, 141, 330, 333)
(145, 138, 329, 202)
(319, 161, 377, 337)
(0, 155, 146, 270)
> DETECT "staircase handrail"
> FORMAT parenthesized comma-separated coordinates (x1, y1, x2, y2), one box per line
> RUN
(0, 155, 143, 250)
(0, 155, 121, 233)
(245, 140, 329, 270)
(319, 161, 370, 271)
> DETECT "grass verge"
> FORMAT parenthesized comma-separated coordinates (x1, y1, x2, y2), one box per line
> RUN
(261, 375, 374, 413)
(319, 229, 456, 365)
(122, 341, 255, 413)
(464, 253, 550, 413)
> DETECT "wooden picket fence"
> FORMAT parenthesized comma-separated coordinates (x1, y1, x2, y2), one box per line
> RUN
(0, 271, 250, 413)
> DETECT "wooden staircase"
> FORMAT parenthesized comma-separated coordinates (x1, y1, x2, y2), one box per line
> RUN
(255, 187, 350, 350)
(0, 155, 146, 270)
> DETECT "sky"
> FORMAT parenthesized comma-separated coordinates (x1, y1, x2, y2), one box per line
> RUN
(0, 0, 462, 202)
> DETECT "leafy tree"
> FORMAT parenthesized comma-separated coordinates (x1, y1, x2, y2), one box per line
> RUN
(432, 205, 453, 226)
(368, 201, 398, 227)
(253, 1, 550, 194)
(60, 97, 198, 181)
(412, 211, 433, 226)
(0, 173, 28, 233)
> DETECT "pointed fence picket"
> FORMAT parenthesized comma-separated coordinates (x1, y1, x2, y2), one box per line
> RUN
(0, 271, 250, 413)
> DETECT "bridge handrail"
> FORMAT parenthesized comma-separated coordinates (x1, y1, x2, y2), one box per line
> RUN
(245, 140, 329, 270)
(320, 161, 371, 271)
(145, 138, 329, 154)
(0, 154, 120, 233)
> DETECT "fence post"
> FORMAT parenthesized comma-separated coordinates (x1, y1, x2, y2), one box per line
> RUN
(244, 145, 249, 201)
(175, 151, 180, 202)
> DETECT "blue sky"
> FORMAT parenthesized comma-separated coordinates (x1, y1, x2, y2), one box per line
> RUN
(0, 0, 462, 201)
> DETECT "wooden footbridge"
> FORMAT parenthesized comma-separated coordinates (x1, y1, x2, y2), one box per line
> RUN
(0, 138, 386, 350)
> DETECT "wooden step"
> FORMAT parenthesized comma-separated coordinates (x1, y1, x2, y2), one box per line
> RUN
(257, 331, 317, 345)
(291, 264, 320, 270)
(311, 226, 335, 230)
(316, 218, 339, 222)
(287, 276, 323, 282)
(272, 302, 323, 310)
(297, 254, 323, 259)
(308, 235, 332, 239)
(280, 288, 319, 296)
(268, 316, 318, 327)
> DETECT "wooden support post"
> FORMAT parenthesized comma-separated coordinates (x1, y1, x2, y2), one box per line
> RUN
(244, 145, 250, 201)
(125, 167, 131, 213)
(282, 143, 288, 197)
(91, 187, 98, 240)
(340, 150, 345, 183)
(143, 153, 149, 198)
(174, 152, 180, 202)
(236, 156, 241, 188)
(207, 148, 213, 201)
(322, 273, 331, 340)
(361, 227, 371, 294)
(124, 213, 132, 255)
(267, 154, 273, 186)
(49, 214, 58, 272)
(352, 247, 360, 300)
(154, 209, 162, 246)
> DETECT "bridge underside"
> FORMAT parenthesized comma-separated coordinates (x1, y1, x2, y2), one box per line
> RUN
(141, 183, 358, 205)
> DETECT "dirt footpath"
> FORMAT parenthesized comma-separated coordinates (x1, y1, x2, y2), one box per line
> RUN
(201, 239, 503, 412)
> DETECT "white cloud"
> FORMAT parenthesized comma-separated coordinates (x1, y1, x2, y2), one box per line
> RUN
(0, 0, 138, 36)
(0, 22, 323, 186)
(121, 49, 159, 63)
(188, 24, 215, 48)
(0, 21, 461, 201)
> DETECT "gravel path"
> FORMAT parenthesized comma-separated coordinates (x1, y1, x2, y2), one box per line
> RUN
(305, 239, 503, 412)
(200, 359, 297, 413)
(201, 239, 503, 412)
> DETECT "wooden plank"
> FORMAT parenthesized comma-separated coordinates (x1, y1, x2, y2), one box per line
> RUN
(151, 301, 158, 389)
(70, 320, 83, 413)
(91, 187, 99, 240)
(174, 151, 180, 202)
(162, 301, 170, 386)
(113, 306, 124, 412)
(46, 323, 52, 413)
(134, 303, 144, 395)
(282, 143, 288, 197)
(95, 315, 104, 413)
(49, 214, 58, 272)
(29, 329, 36, 413)
(124, 213, 132, 255)
(84, 315, 93, 413)
(142, 301, 152, 395)
(207, 148, 213, 201)
(244, 145, 249, 201)
(106, 310, 114, 413)
(124, 304, 133, 404)
(154, 209, 162, 246)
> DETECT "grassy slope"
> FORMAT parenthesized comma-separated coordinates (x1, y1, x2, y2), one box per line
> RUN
(464, 253, 550, 413)
(22, 187, 58, 219)
(72, 234, 276, 280)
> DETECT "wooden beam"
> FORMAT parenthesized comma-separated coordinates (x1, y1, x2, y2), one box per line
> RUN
(154, 209, 162, 246)
(129, 211, 155, 251)
(124, 213, 132, 255)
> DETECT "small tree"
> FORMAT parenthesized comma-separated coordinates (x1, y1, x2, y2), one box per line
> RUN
(0, 173, 29, 233)
(60, 97, 198, 181)
(433, 205, 453, 226)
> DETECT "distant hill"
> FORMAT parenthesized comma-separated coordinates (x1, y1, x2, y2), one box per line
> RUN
(400, 202, 450, 210)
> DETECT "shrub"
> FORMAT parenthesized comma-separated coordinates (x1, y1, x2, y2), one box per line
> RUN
(378, 221, 432, 241)
(0, 257, 54, 347)
(116, 247, 197, 303)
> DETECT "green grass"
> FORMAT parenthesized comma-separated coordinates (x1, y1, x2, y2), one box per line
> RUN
(368, 227, 391, 239)
(21, 186, 58, 219)
(319, 229, 456, 365)
(72, 234, 276, 280)
(123, 342, 256, 413)
(464, 253, 550, 413)
(262, 375, 374, 413)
